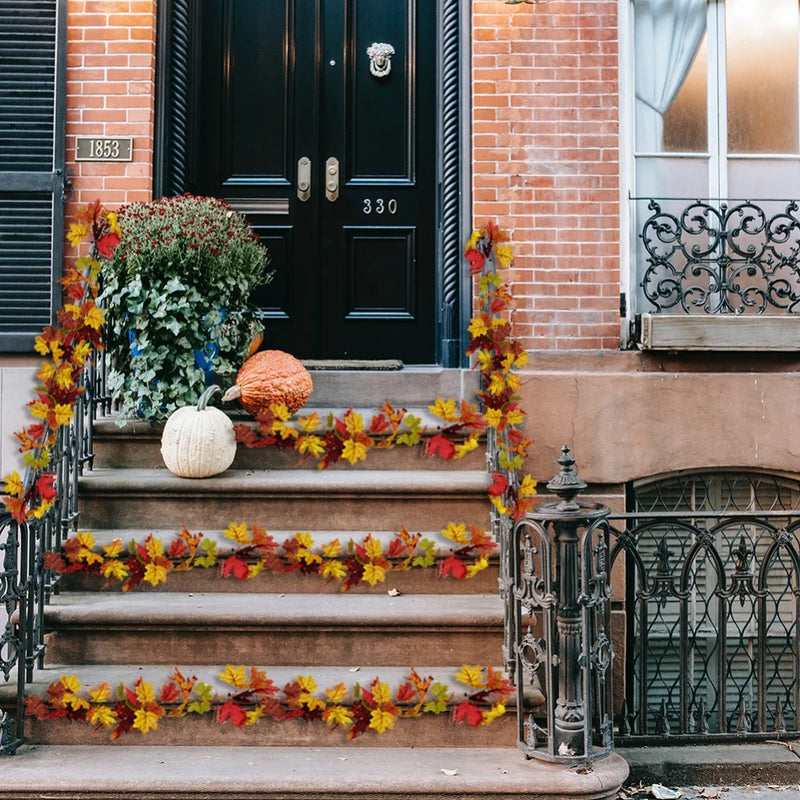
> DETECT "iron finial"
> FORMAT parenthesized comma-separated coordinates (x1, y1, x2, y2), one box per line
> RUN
(546, 445, 587, 512)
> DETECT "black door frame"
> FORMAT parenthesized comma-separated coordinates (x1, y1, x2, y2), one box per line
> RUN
(154, 0, 471, 368)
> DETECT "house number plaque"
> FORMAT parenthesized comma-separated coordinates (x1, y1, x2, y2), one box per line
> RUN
(75, 136, 133, 162)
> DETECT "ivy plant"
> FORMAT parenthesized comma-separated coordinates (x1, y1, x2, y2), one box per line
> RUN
(100, 195, 272, 422)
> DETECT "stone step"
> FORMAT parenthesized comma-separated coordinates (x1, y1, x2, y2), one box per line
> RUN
(77, 469, 491, 531)
(43, 592, 504, 667)
(91, 408, 486, 472)
(6, 663, 529, 748)
(57, 529, 500, 595)
(0, 745, 629, 800)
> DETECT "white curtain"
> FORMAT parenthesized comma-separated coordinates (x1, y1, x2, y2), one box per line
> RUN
(635, 0, 708, 152)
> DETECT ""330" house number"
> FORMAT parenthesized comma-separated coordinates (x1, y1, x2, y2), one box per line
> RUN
(363, 198, 397, 215)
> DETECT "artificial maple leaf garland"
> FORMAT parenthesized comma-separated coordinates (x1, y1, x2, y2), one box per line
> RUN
(44, 522, 498, 591)
(25, 665, 513, 741)
(1, 201, 115, 524)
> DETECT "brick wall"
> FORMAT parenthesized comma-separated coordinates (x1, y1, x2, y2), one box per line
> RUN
(65, 0, 156, 216)
(472, 0, 621, 350)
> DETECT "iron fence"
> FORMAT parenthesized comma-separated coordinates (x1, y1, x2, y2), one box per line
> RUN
(609, 507, 800, 745)
(638, 198, 800, 314)
(0, 348, 107, 755)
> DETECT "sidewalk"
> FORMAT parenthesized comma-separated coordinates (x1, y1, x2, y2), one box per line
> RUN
(618, 743, 800, 800)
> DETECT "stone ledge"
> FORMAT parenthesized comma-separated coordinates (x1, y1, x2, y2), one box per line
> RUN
(0, 745, 628, 800)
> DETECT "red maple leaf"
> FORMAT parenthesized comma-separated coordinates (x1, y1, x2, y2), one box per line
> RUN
(221, 556, 249, 580)
(439, 555, 467, 580)
(488, 473, 509, 497)
(159, 682, 182, 704)
(369, 413, 391, 434)
(454, 700, 484, 727)
(424, 433, 456, 461)
(395, 682, 417, 704)
(95, 232, 120, 259)
(36, 473, 57, 501)
(465, 248, 486, 273)
(217, 700, 246, 727)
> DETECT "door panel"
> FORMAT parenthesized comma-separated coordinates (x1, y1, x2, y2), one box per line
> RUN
(194, 0, 436, 362)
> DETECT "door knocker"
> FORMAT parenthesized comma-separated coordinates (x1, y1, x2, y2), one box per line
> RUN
(366, 43, 395, 78)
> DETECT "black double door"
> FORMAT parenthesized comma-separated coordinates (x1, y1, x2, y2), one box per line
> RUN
(193, 0, 438, 362)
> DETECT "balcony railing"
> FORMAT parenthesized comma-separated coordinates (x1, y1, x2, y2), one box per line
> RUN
(638, 198, 800, 315)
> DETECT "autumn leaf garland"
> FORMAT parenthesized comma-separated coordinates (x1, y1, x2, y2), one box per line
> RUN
(45, 521, 498, 592)
(25, 665, 513, 741)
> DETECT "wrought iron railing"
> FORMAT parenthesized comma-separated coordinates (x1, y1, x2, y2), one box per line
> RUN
(609, 508, 800, 744)
(0, 347, 108, 755)
(638, 198, 800, 314)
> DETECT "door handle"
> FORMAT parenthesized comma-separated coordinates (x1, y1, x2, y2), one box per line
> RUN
(297, 156, 311, 201)
(325, 157, 339, 202)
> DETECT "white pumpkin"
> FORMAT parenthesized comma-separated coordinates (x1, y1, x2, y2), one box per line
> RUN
(160, 385, 236, 478)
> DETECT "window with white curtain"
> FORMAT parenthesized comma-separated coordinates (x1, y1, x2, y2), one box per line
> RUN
(630, 0, 800, 330)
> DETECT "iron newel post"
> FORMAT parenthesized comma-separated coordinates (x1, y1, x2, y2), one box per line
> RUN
(511, 446, 614, 763)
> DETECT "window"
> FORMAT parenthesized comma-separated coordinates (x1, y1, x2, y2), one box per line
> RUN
(629, 0, 800, 340)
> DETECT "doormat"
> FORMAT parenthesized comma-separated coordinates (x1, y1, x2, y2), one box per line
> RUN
(301, 359, 403, 371)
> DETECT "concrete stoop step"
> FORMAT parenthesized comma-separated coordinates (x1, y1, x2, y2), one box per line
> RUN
(0, 745, 629, 800)
(77, 469, 491, 530)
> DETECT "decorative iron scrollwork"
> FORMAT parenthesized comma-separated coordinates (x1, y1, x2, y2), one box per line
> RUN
(366, 43, 395, 78)
(640, 199, 800, 314)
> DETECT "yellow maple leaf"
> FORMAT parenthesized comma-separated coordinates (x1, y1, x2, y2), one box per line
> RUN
(488, 373, 506, 396)
(53, 403, 74, 427)
(298, 412, 322, 432)
(106, 210, 121, 234)
(324, 705, 353, 728)
(88, 705, 117, 727)
(364, 536, 383, 561)
(519, 474, 538, 498)
(297, 435, 325, 458)
(513, 350, 529, 368)
(30, 499, 54, 519)
(67, 221, 90, 247)
(143, 562, 168, 587)
(29, 401, 50, 420)
(245, 706, 264, 726)
(132, 707, 162, 734)
(60, 674, 81, 694)
(72, 340, 92, 365)
(429, 397, 457, 422)
(145, 536, 165, 560)
(270, 402, 291, 421)
(506, 373, 521, 392)
(468, 316, 488, 338)
(83, 304, 105, 330)
(247, 562, 264, 579)
(224, 522, 250, 544)
(369, 708, 397, 734)
(101, 561, 128, 582)
(134, 679, 156, 705)
(362, 562, 386, 586)
(490, 495, 510, 516)
(55, 364, 74, 390)
(37, 362, 56, 383)
(453, 437, 479, 459)
(76, 531, 96, 550)
(466, 556, 489, 578)
(103, 538, 124, 558)
(220, 665, 248, 688)
(442, 522, 468, 544)
(325, 682, 348, 703)
(455, 665, 485, 689)
(481, 701, 507, 725)
(89, 682, 112, 703)
(495, 243, 513, 268)
(484, 408, 503, 429)
(321, 559, 347, 581)
(342, 439, 368, 465)
(464, 229, 482, 252)
(344, 410, 364, 435)
(34, 335, 51, 356)
(295, 532, 315, 549)
(322, 539, 342, 558)
(371, 680, 393, 706)
(3, 471, 23, 498)
(297, 675, 317, 694)
(506, 407, 526, 426)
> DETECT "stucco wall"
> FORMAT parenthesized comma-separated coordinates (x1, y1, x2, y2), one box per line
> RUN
(519, 351, 800, 486)
(0, 362, 38, 479)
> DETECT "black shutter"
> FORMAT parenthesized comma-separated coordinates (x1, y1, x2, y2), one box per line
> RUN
(0, 0, 67, 351)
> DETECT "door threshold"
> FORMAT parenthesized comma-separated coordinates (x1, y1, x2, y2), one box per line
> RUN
(301, 359, 403, 371)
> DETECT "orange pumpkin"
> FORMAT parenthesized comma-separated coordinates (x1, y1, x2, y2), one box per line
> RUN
(222, 350, 313, 415)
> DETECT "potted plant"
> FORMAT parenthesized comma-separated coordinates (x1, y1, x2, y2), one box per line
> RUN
(100, 194, 271, 422)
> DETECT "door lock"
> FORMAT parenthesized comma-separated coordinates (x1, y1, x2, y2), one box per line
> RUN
(325, 157, 339, 202)
(297, 156, 311, 201)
